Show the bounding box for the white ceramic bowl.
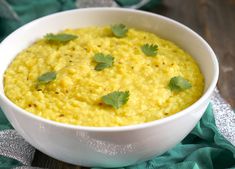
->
[0,8,218,168]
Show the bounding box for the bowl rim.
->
[0,7,219,132]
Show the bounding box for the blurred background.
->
[0,0,234,168]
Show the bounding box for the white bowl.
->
[0,8,218,167]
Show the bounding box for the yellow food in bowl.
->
[4,25,204,127]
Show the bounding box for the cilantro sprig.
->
[44,33,77,43]
[168,76,192,91]
[93,53,114,71]
[102,91,129,109]
[111,24,128,38]
[37,71,57,85]
[141,44,158,57]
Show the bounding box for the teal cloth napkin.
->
[0,0,160,41]
[0,0,76,41]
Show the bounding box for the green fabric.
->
[0,0,76,41]
[93,104,235,169]
[0,0,161,41]
[0,108,12,130]
[0,155,22,169]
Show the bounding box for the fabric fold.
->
[92,103,235,169]
[0,130,35,166]
[211,89,235,146]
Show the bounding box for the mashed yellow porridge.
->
[4,25,204,127]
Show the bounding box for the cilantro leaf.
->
[102,91,129,109]
[141,44,158,56]
[44,33,77,42]
[37,71,57,85]
[93,53,114,71]
[111,24,128,38]
[168,76,192,91]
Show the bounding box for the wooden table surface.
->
[32,0,235,168]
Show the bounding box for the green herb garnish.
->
[102,91,129,109]
[44,33,77,42]
[37,71,57,85]
[93,53,114,71]
[168,76,192,91]
[111,24,128,38]
[141,44,158,56]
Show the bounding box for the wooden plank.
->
[200,0,235,106]
[157,0,235,106]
